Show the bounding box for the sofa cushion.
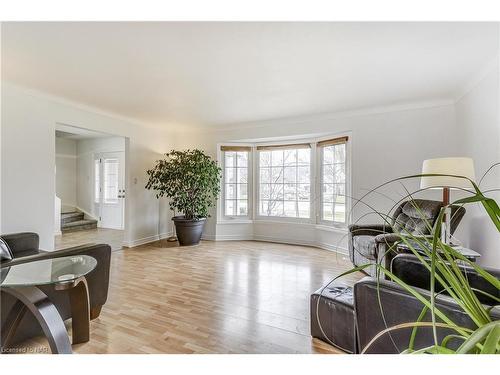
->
[353,235,377,260]
[401,199,442,220]
[0,237,13,261]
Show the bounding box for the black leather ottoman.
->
[310,284,357,353]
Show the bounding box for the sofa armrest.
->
[374,232,401,245]
[0,232,40,258]
[348,224,392,237]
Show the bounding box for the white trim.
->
[201,233,217,241]
[315,224,348,234]
[253,235,348,255]
[123,231,172,248]
[3,82,172,133]
[55,153,77,159]
[208,98,455,132]
[216,219,254,225]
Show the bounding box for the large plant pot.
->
[172,216,206,246]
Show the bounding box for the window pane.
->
[284,201,297,217]
[260,184,271,199]
[283,167,296,183]
[236,152,248,166]
[225,184,237,199]
[225,152,236,167]
[298,166,310,183]
[224,150,249,217]
[238,184,248,199]
[269,184,283,200]
[271,167,284,183]
[94,160,100,203]
[258,147,311,218]
[237,167,248,183]
[269,201,284,216]
[260,151,271,167]
[320,142,347,223]
[271,150,284,166]
[323,146,334,164]
[225,200,236,216]
[284,184,296,200]
[323,202,333,221]
[260,168,271,183]
[237,200,248,215]
[104,158,119,203]
[298,202,310,218]
[297,184,310,201]
[225,167,236,183]
[297,149,310,166]
[283,149,296,166]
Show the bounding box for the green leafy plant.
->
[146,149,222,220]
[317,164,500,354]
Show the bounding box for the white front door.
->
[94,152,125,230]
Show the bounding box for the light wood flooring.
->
[15,240,362,354]
[55,228,124,251]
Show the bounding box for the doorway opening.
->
[54,124,127,251]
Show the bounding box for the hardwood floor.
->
[55,228,124,251]
[15,240,362,354]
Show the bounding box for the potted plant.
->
[146,149,221,246]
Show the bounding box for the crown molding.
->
[206,98,456,133]
[1,81,180,134]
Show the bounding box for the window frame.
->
[317,137,351,228]
[254,143,315,224]
[219,145,253,221]
[218,133,351,228]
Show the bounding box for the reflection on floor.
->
[55,228,124,251]
[18,240,363,354]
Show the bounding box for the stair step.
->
[61,211,84,224]
[61,219,98,233]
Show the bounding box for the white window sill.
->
[315,224,348,233]
[217,219,254,225]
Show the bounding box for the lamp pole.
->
[442,187,451,244]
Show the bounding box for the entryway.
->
[54,124,127,250]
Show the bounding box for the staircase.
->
[61,211,98,233]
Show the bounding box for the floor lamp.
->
[420,157,475,245]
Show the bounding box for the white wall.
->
[55,137,77,211]
[178,102,459,253]
[1,84,174,250]
[76,136,125,218]
[455,57,500,268]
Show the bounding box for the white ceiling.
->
[2,22,498,129]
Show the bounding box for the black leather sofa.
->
[311,253,500,353]
[0,232,111,346]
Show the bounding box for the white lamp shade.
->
[420,157,476,190]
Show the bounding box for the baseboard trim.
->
[123,231,172,248]
[124,231,347,255]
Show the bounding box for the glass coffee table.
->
[1,255,97,354]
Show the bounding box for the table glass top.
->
[0,255,97,287]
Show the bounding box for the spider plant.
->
[316,164,500,354]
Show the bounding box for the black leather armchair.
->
[354,254,500,353]
[0,232,111,346]
[348,199,466,276]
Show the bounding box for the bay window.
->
[219,134,349,226]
